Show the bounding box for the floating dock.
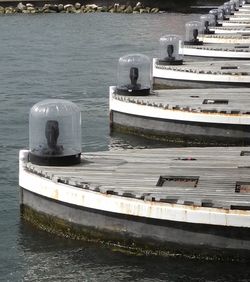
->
[232,9,250,14]
[200,34,250,44]
[234,11,250,16]
[211,26,250,34]
[222,21,250,27]
[19,1,250,260]
[239,5,250,12]
[183,43,250,59]
[153,59,250,88]
[229,15,250,21]
[110,87,250,145]
[19,147,250,259]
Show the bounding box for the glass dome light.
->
[116,54,151,96]
[230,0,240,10]
[218,5,230,19]
[200,14,216,34]
[217,8,224,21]
[239,0,246,6]
[184,21,203,45]
[227,0,237,11]
[222,3,232,16]
[209,9,224,26]
[157,34,183,65]
[29,99,81,166]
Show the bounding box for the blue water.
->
[0,12,249,281]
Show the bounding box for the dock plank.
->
[26,146,250,209]
[112,88,250,117]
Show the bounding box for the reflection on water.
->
[18,222,250,282]
[109,132,179,150]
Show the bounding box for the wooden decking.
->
[25,146,250,210]
[155,60,250,75]
[201,34,250,44]
[112,88,250,115]
[182,41,250,59]
[183,43,250,53]
[203,34,250,39]
[211,26,250,33]
[222,21,250,27]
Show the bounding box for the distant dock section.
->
[153,59,250,88]
[110,87,250,145]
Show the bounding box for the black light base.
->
[184,40,203,46]
[204,30,215,35]
[29,152,81,166]
[157,59,183,66]
[116,88,150,96]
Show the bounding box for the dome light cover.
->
[158,34,183,65]
[227,0,238,11]
[116,54,151,96]
[184,21,203,45]
[209,9,224,25]
[200,14,216,34]
[222,3,232,16]
[29,99,81,166]
[239,0,246,6]
[230,0,240,10]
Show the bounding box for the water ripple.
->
[0,12,247,282]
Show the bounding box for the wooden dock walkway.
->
[112,88,250,115]
[183,43,250,59]
[155,60,250,76]
[109,87,250,145]
[25,146,250,210]
[200,34,250,44]
[153,59,250,87]
[222,21,250,27]
[18,1,250,255]
[211,26,250,34]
